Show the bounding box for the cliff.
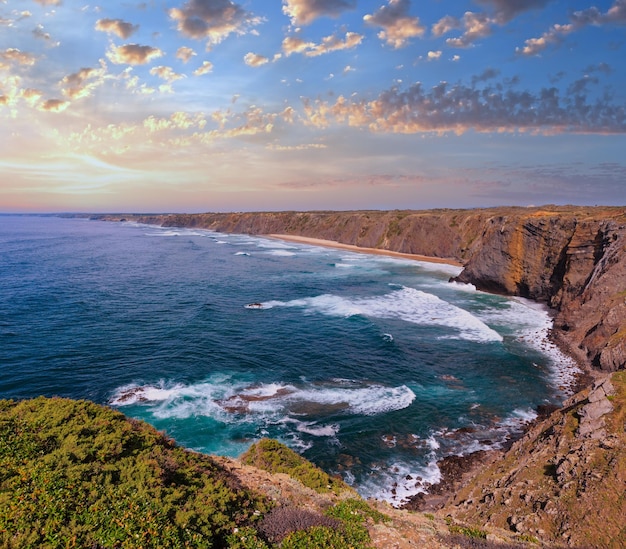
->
[444,370,626,548]
[98,205,626,372]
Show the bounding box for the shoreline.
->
[266,234,463,267]
[264,232,591,510]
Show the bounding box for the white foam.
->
[255,240,296,250]
[262,287,503,343]
[110,379,415,420]
[425,435,440,450]
[234,251,250,256]
[266,249,296,257]
[502,407,538,427]
[282,383,416,416]
[358,458,442,506]
[280,418,340,437]
[109,383,186,405]
[448,281,478,292]
[144,228,208,238]
[474,297,580,394]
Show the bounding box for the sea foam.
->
[259,286,503,343]
[111,378,416,420]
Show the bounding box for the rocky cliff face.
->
[453,209,626,372]
[103,206,624,373]
[445,371,626,548]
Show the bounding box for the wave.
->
[474,297,580,394]
[145,230,208,237]
[110,378,416,420]
[265,249,296,257]
[256,286,503,343]
[357,456,442,506]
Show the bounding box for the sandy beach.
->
[266,234,463,267]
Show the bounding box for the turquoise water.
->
[0,215,577,504]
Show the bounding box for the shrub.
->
[257,507,341,544]
[281,525,358,549]
[240,438,349,495]
[0,397,270,548]
[449,524,488,539]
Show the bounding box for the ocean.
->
[0,215,578,505]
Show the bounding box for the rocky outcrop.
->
[453,210,626,372]
[444,371,626,548]
[94,206,625,371]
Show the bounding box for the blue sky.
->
[1,0,625,212]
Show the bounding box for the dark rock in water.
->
[402,450,493,512]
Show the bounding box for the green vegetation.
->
[0,397,270,548]
[0,399,385,549]
[240,438,350,496]
[281,525,360,549]
[448,523,488,539]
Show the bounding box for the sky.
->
[1,0,625,213]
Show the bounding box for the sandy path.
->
[266,234,463,267]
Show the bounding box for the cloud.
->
[268,143,327,151]
[176,46,197,63]
[301,75,626,135]
[471,67,499,84]
[515,23,570,56]
[38,99,69,112]
[445,11,493,48]
[364,0,425,49]
[143,111,207,133]
[106,44,164,65]
[0,10,31,27]
[95,18,139,39]
[60,63,108,100]
[150,65,185,83]
[0,48,37,68]
[282,35,315,56]
[432,15,460,37]
[193,60,213,75]
[436,2,555,49]
[282,0,356,25]
[517,1,626,56]
[282,31,362,56]
[476,0,553,23]
[21,87,43,106]
[169,0,261,45]
[427,50,442,61]
[33,0,62,5]
[244,52,269,67]
[32,24,59,46]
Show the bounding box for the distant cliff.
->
[96,206,626,372]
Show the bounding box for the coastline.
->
[266,234,463,267]
[266,231,585,510]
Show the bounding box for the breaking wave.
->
[257,286,503,343]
